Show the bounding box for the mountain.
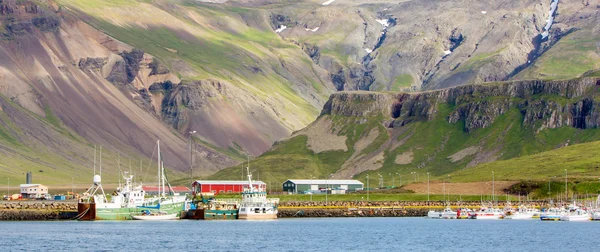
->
[210,75,600,183]
[0,0,598,185]
[0,0,333,184]
[268,0,599,91]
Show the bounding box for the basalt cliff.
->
[211,76,600,182]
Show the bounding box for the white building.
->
[20,184,49,199]
[282,179,364,194]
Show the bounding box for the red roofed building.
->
[142,185,190,195]
[192,180,266,195]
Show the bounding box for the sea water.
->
[0,218,596,251]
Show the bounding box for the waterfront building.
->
[282,179,364,194]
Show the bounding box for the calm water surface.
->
[0,218,597,251]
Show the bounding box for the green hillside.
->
[449,140,600,182]
[211,78,600,186]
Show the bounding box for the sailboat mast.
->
[161,161,166,198]
[157,140,161,197]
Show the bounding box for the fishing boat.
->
[540,207,564,221]
[441,207,457,219]
[473,207,504,220]
[183,193,239,220]
[456,208,472,219]
[132,210,178,220]
[427,210,442,219]
[504,205,539,220]
[560,203,590,222]
[238,166,279,220]
[77,142,186,220]
[592,211,600,221]
[77,171,147,220]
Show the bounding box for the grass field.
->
[517,31,600,80]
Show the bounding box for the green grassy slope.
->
[516,30,600,80]
[448,141,600,182]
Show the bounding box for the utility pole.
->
[189,131,196,185]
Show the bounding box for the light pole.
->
[71,177,74,197]
[6,177,9,196]
[397,173,401,187]
[366,174,369,201]
[189,130,196,184]
[427,172,430,202]
[310,176,314,202]
[390,173,394,187]
[326,177,328,206]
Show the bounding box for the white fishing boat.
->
[441,207,457,219]
[473,207,504,220]
[560,203,590,222]
[132,210,178,220]
[238,166,279,220]
[427,210,442,219]
[592,211,600,221]
[504,206,539,220]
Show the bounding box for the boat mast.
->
[157,140,161,198]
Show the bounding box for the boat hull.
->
[427,211,442,219]
[560,215,590,222]
[79,202,184,220]
[474,214,503,220]
[132,214,178,220]
[540,215,561,221]
[504,213,534,220]
[239,213,277,220]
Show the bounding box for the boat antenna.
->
[118,151,121,189]
[99,146,102,178]
[93,145,97,175]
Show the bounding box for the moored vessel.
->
[238,167,279,220]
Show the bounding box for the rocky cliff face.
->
[323,77,600,133]
[214,76,600,183]
[271,0,599,91]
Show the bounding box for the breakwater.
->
[279,208,427,218]
[0,201,78,220]
[0,200,550,220]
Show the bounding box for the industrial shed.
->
[192,180,266,195]
[282,179,364,194]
